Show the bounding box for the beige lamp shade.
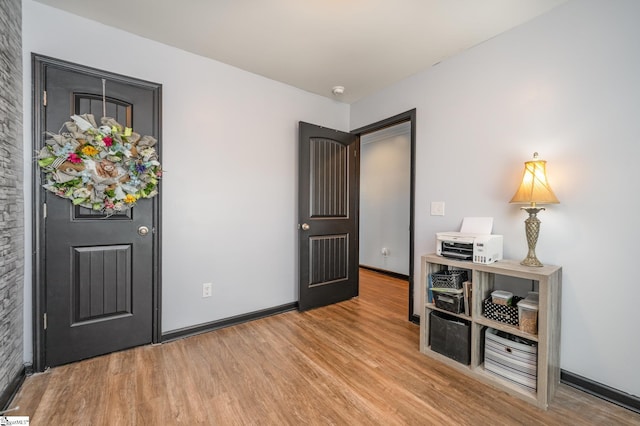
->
[510,154,559,205]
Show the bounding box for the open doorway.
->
[359,122,411,277]
[352,109,417,322]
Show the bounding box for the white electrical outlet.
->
[202,282,212,298]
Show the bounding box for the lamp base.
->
[521,253,544,267]
[521,207,545,267]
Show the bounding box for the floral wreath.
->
[37,114,162,214]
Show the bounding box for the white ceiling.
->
[34,0,568,103]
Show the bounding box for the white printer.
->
[435,217,503,264]
[436,232,503,264]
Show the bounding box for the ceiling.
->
[35,0,568,103]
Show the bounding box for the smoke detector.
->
[332,86,345,96]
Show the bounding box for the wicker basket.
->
[431,270,468,289]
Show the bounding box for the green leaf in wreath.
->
[72,198,86,205]
[38,157,56,167]
[60,178,82,188]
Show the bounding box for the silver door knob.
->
[138,226,150,236]
[301,223,310,231]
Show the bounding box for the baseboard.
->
[410,314,420,324]
[359,265,409,281]
[561,370,640,414]
[162,302,298,342]
[0,366,26,413]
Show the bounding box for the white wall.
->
[359,123,410,275]
[21,0,349,357]
[352,0,640,396]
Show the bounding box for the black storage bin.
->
[433,291,464,314]
[429,311,470,365]
[431,270,468,290]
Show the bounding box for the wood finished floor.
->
[10,269,640,425]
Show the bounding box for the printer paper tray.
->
[441,252,472,260]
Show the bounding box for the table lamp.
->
[510,152,559,267]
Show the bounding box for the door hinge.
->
[43,90,47,107]
[43,202,47,219]
[43,313,47,330]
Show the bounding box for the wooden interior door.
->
[33,56,161,368]
[298,122,358,311]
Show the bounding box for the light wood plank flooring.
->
[9,269,640,425]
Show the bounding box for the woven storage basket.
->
[431,270,468,290]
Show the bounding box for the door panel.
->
[309,234,348,286]
[73,203,132,220]
[298,122,358,311]
[39,62,160,367]
[73,245,132,322]
[310,138,348,217]
[73,92,132,124]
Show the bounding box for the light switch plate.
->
[431,201,445,216]
[202,282,212,298]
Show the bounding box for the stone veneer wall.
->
[0,0,24,404]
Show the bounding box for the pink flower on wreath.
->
[103,136,113,147]
[68,153,82,164]
[104,200,115,209]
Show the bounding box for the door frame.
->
[351,109,417,322]
[31,54,163,371]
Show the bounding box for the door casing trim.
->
[351,109,416,321]
[31,53,163,371]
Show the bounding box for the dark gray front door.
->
[35,57,161,367]
[298,122,358,311]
